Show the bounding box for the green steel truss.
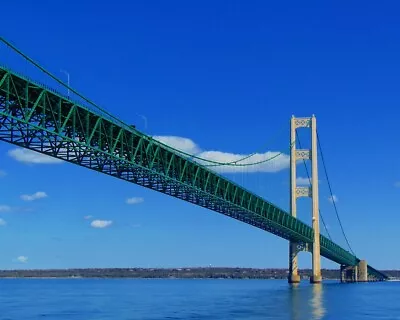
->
[0,67,386,280]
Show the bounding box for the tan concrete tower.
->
[310,115,322,283]
[288,115,300,283]
[288,115,322,284]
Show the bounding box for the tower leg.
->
[310,115,321,284]
[310,273,322,283]
[288,116,300,284]
[310,245,322,283]
[288,242,300,283]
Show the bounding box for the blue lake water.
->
[0,279,399,319]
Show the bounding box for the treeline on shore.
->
[1,268,399,279]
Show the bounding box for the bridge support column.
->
[289,242,300,283]
[354,265,358,282]
[340,265,346,283]
[310,115,321,284]
[340,265,359,283]
[358,260,368,282]
[289,115,322,284]
[288,116,300,284]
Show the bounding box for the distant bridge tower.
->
[288,115,322,284]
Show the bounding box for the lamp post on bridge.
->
[60,69,70,98]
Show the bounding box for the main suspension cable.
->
[295,131,332,241]
[0,37,288,168]
[317,131,355,255]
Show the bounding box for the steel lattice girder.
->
[0,67,387,280]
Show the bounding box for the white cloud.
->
[84,215,94,220]
[0,205,11,212]
[153,135,290,173]
[296,177,310,185]
[17,256,28,263]
[198,151,289,173]
[0,218,6,226]
[153,136,201,154]
[21,191,48,201]
[8,148,63,164]
[394,182,400,188]
[126,197,144,205]
[328,195,338,203]
[8,136,289,173]
[0,170,6,177]
[91,220,112,228]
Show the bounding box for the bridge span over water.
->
[0,38,387,282]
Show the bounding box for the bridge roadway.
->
[0,66,387,280]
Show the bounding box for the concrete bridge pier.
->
[340,265,357,282]
[340,260,368,283]
[358,260,368,282]
[340,265,345,282]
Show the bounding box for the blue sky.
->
[0,1,399,270]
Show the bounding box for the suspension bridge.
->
[0,37,387,282]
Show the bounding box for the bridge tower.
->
[288,115,322,284]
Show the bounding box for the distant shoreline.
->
[0,276,341,281]
[0,277,304,280]
[0,268,398,280]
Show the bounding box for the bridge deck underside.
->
[0,67,386,280]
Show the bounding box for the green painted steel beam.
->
[0,66,387,280]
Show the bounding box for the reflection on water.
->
[289,283,301,320]
[290,283,326,320]
[310,284,325,319]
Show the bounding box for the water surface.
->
[0,279,398,319]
